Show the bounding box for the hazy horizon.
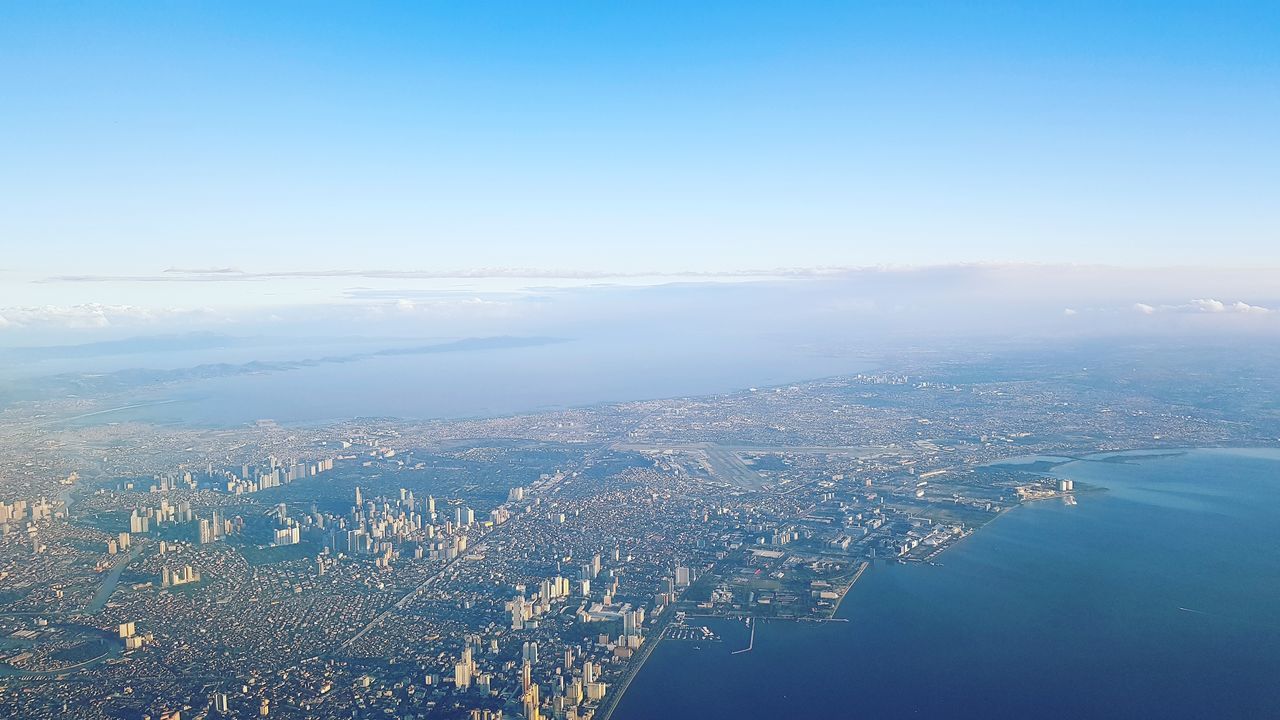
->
[2,263,1277,348]
[3,2,1278,342]
[3,5,1280,720]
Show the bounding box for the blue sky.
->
[1,1,1278,320]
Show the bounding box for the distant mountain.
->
[6,335,570,401]
[0,331,242,361]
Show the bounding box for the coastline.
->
[594,611,676,720]
[602,449,1280,719]
[604,446,1280,718]
[605,558,872,718]
[828,560,870,617]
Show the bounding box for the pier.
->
[731,618,755,655]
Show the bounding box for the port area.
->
[666,618,722,643]
[675,542,878,623]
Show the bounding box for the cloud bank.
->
[1131,299,1274,315]
[0,304,215,330]
[5,265,1279,348]
[40,266,850,284]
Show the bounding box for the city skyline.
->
[2,4,1280,718]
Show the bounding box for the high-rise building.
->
[455,660,472,689]
[523,683,541,720]
[675,566,691,587]
[455,506,474,526]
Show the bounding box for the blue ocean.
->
[615,448,1280,719]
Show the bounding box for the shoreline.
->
[594,449,1280,718]
[594,613,675,720]
[829,560,871,617]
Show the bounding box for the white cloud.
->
[43,266,825,284]
[1229,301,1271,314]
[1187,298,1272,314]
[1063,308,1078,316]
[1190,298,1227,313]
[0,303,213,330]
[1131,298,1273,316]
[356,296,526,323]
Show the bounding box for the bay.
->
[614,448,1280,719]
[60,336,868,426]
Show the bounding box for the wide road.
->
[333,451,603,654]
[593,610,675,720]
[331,523,508,655]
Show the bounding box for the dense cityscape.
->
[2,346,1276,719]
[4,2,1278,717]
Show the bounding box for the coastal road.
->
[593,612,676,720]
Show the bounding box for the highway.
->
[331,524,503,656]
[592,612,675,720]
